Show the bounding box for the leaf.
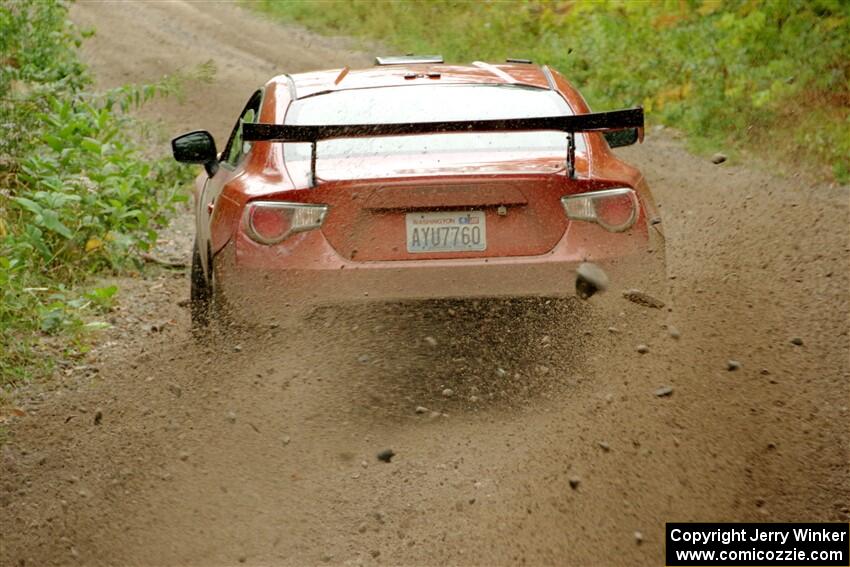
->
[85,237,103,252]
[44,133,65,152]
[12,197,43,216]
[80,137,102,154]
[39,210,74,239]
[120,210,143,220]
[86,285,118,302]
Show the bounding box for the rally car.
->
[172,56,665,328]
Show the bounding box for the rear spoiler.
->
[242,107,643,184]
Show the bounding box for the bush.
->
[255,0,849,181]
[0,1,200,386]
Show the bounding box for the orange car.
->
[172,56,665,328]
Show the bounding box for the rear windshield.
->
[282,84,585,171]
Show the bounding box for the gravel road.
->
[1,2,848,566]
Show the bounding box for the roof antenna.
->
[334,66,350,85]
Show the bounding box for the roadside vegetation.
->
[255,0,849,182]
[0,1,207,388]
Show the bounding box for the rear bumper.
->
[214,221,666,324]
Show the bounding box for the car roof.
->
[272,62,555,99]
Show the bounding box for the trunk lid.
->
[313,172,570,262]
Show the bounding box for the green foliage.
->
[9,94,189,277]
[0,1,201,386]
[255,0,850,181]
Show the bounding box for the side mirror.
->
[604,127,639,148]
[171,130,218,176]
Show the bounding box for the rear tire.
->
[190,239,211,332]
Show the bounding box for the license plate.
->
[405,210,487,253]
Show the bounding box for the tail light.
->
[561,188,639,233]
[243,201,328,245]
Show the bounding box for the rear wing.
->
[242,107,643,184]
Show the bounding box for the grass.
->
[251,0,850,183]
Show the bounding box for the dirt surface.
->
[2,2,849,566]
